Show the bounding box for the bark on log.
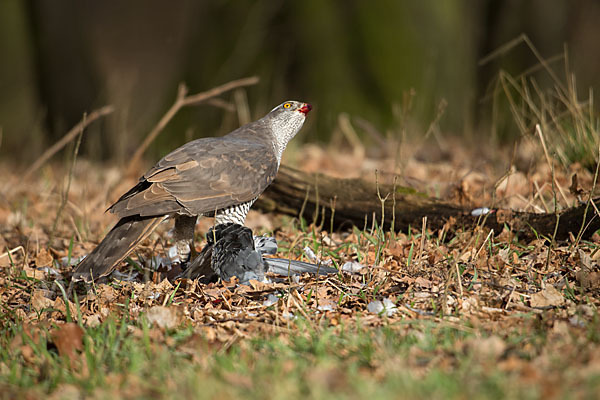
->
[255,166,600,241]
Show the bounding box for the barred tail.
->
[72,216,163,282]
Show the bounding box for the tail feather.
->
[72,216,163,282]
[264,258,338,276]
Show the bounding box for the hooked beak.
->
[298,103,312,115]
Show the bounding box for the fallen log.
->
[255,166,600,241]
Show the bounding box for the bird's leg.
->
[173,215,198,263]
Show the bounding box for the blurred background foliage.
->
[0,0,599,164]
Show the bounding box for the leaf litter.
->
[1,142,600,397]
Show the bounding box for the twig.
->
[298,185,311,225]
[533,180,550,213]
[313,174,320,227]
[127,76,259,173]
[67,215,83,243]
[338,113,365,160]
[417,216,427,265]
[536,124,569,206]
[473,229,494,261]
[291,289,316,328]
[329,196,337,234]
[455,260,464,298]
[0,246,25,262]
[479,34,566,95]
[24,105,114,180]
[516,193,544,213]
[536,124,561,271]
[375,170,390,265]
[391,176,397,238]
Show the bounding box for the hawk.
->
[72,100,311,282]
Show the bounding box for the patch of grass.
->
[489,37,599,171]
[1,312,599,399]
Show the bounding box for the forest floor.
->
[1,136,600,399]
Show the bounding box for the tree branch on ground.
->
[256,166,600,241]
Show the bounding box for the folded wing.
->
[109,136,278,218]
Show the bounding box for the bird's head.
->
[268,100,311,129]
[265,100,312,162]
[270,100,312,116]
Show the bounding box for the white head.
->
[265,100,312,164]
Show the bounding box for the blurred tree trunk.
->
[2,0,600,163]
[0,0,44,161]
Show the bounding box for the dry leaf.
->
[53,297,77,319]
[48,384,82,400]
[85,314,102,328]
[11,323,47,359]
[221,371,253,390]
[249,279,270,291]
[530,285,565,308]
[459,249,474,263]
[24,266,47,280]
[145,305,183,329]
[305,366,348,391]
[461,296,479,313]
[50,323,84,362]
[31,290,54,311]
[0,247,22,267]
[415,277,432,288]
[578,249,593,271]
[468,336,506,361]
[35,249,53,268]
[498,248,511,264]
[576,270,600,289]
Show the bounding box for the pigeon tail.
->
[72,215,163,282]
[263,258,338,276]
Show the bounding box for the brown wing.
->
[109,135,278,218]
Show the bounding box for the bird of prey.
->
[182,223,338,284]
[72,100,312,282]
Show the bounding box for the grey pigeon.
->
[183,223,338,284]
[253,235,278,255]
[72,101,311,282]
[183,223,265,283]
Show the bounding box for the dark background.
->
[1,0,598,164]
